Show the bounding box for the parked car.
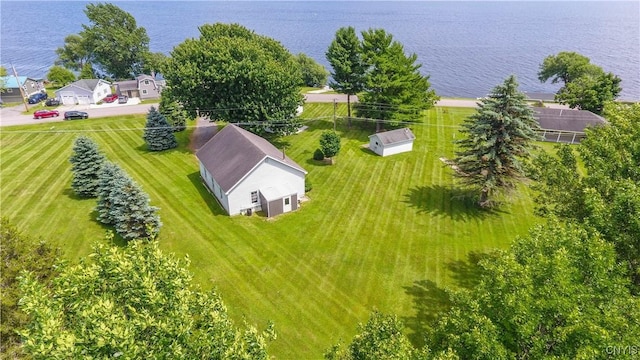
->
[64,111,89,120]
[118,95,128,104]
[33,110,59,119]
[28,92,48,104]
[45,98,60,106]
[103,94,119,103]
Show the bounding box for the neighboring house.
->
[368,128,416,157]
[533,107,607,143]
[55,79,112,105]
[114,75,165,100]
[0,76,44,103]
[196,124,307,217]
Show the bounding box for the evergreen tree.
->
[95,161,125,225]
[453,75,540,207]
[109,174,161,241]
[356,28,438,132]
[326,26,366,122]
[143,106,178,151]
[159,93,189,132]
[69,136,105,198]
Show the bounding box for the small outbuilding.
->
[368,128,416,157]
[196,124,307,218]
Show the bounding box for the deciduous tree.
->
[538,51,621,114]
[159,92,190,132]
[69,136,105,198]
[143,106,178,151]
[356,28,437,132]
[19,240,273,359]
[326,26,366,122]
[164,23,303,136]
[56,3,150,79]
[453,75,539,207]
[47,65,76,86]
[295,53,328,87]
[0,219,60,360]
[428,221,640,359]
[532,103,640,291]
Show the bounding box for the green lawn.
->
[0,106,540,358]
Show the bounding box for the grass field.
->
[0,105,540,358]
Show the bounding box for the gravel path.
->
[189,117,218,152]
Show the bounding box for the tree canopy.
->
[56,3,150,79]
[319,131,341,159]
[296,53,329,87]
[326,26,366,121]
[47,65,75,87]
[538,51,621,114]
[356,28,438,132]
[164,23,303,136]
[19,240,274,359]
[532,103,640,292]
[453,75,540,207]
[1,219,60,359]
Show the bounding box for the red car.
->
[33,110,60,119]
[103,94,119,103]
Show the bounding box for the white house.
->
[368,128,416,156]
[54,79,112,105]
[196,124,308,217]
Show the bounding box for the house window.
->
[142,89,148,94]
[144,80,149,85]
[284,197,290,206]
[251,191,258,204]
[6,88,12,93]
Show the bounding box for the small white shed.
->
[368,128,416,157]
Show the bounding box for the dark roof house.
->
[533,107,607,143]
[196,124,307,217]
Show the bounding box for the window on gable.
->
[142,89,147,94]
[251,191,258,204]
[144,80,149,85]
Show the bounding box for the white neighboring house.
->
[368,128,416,157]
[196,124,308,218]
[54,79,112,105]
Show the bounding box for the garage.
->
[76,95,91,105]
[60,92,76,105]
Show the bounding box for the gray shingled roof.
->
[196,124,307,193]
[115,79,138,91]
[533,107,606,133]
[369,128,415,145]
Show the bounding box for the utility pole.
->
[333,98,337,131]
[11,64,29,112]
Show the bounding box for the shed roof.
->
[533,107,606,133]
[196,124,307,194]
[369,127,415,145]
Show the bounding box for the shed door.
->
[283,196,292,212]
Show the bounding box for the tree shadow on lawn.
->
[402,251,487,348]
[187,172,227,216]
[403,185,508,220]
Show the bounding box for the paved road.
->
[1,95,570,127]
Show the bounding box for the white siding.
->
[226,158,305,216]
[382,142,413,156]
[199,162,230,214]
[92,81,112,103]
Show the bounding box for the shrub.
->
[313,148,325,161]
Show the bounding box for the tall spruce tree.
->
[95,161,125,225]
[453,75,540,207]
[326,26,366,123]
[109,174,161,241]
[69,136,105,198]
[356,28,437,132]
[144,106,178,151]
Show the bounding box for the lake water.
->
[1,1,638,100]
